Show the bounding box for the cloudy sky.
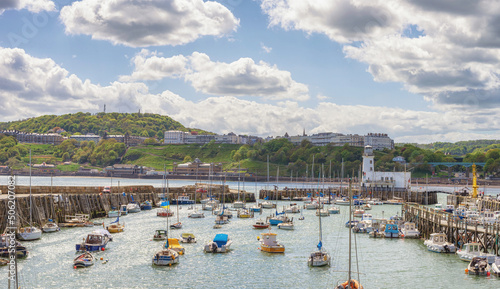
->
[1,0,500,143]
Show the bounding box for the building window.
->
[370,160,372,164]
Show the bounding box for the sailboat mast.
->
[29,149,32,228]
[238,162,241,202]
[348,178,352,284]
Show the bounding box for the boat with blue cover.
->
[171,196,195,205]
[204,233,232,253]
[384,223,400,238]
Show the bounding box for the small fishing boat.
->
[107,209,121,218]
[277,220,294,230]
[180,233,197,243]
[467,256,491,276]
[492,257,500,276]
[400,222,420,239]
[140,200,153,210]
[253,219,270,229]
[127,202,141,213]
[268,213,290,226]
[353,208,365,218]
[362,203,372,211]
[106,217,125,233]
[305,202,320,210]
[258,230,285,253]
[328,206,340,214]
[204,233,232,253]
[384,223,400,238]
[0,259,8,266]
[171,196,195,205]
[73,251,94,268]
[0,234,27,258]
[334,197,350,206]
[237,209,254,218]
[424,233,456,253]
[120,204,129,215]
[76,230,111,252]
[167,238,185,255]
[170,222,182,229]
[153,230,167,241]
[233,200,245,209]
[41,219,60,233]
[456,243,496,263]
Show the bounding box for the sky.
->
[1,0,500,144]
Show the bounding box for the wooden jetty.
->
[403,201,500,256]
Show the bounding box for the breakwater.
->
[259,187,437,205]
[0,184,255,232]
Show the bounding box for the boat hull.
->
[16,228,42,241]
[260,245,285,253]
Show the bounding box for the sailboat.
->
[188,185,205,218]
[157,168,174,217]
[336,179,363,289]
[309,172,331,267]
[152,168,179,266]
[17,149,42,241]
[233,162,245,208]
[170,193,182,229]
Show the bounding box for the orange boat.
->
[258,230,285,253]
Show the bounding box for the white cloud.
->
[3,47,500,143]
[261,43,272,53]
[59,0,239,47]
[0,0,55,14]
[119,49,188,82]
[120,51,309,101]
[260,0,500,109]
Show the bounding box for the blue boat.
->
[0,234,27,258]
[76,230,111,252]
[268,212,290,226]
[140,200,152,210]
[384,223,400,238]
[170,196,195,205]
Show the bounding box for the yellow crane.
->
[472,164,479,198]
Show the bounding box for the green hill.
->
[0,112,210,139]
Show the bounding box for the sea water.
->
[2,176,500,288]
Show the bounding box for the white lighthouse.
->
[361,145,410,189]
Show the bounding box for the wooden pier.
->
[403,202,500,255]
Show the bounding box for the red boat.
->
[157,208,174,217]
[253,220,270,229]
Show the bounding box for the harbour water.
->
[2,176,500,288]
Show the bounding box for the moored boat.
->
[204,233,232,253]
[0,234,27,258]
[73,251,94,268]
[424,232,456,253]
[384,223,400,238]
[400,222,420,239]
[167,238,185,255]
[140,200,153,210]
[107,209,121,218]
[277,221,294,230]
[180,233,197,243]
[153,230,167,241]
[188,211,205,218]
[492,257,500,276]
[76,230,111,252]
[258,230,285,253]
[41,219,60,233]
[467,256,491,276]
[127,202,141,213]
[253,219,270,229]
[106,217,125,233]
[328,206,340,214]
[152,244,179,266]
[456,243,496,264]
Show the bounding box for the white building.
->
[362,146,410,189]
[364,133,394,150]
[164,130,185,144]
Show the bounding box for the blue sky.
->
[1,0,500,143]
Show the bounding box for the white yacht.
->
[456,243,496,264]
